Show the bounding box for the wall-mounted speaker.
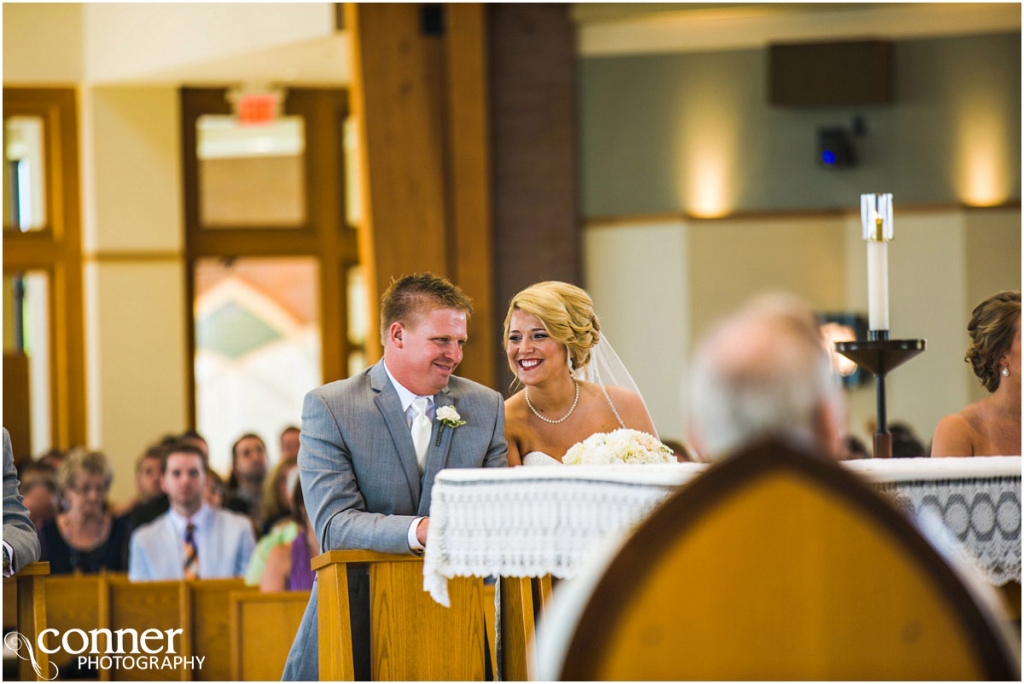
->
[770,40,892,107]
[818,127,857,168]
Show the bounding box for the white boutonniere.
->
[435,405,465,446]
[436,405,466,429]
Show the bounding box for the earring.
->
[1001,367,1010,377]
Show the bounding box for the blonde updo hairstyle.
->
[504,281,601,378]
[965,290,1020,393]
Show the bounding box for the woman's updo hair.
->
[504,281,601,373]
[965,290,1020,393]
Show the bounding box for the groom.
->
[282,273,508,680]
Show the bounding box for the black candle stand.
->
[834,335,926,458]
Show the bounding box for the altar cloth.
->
[423,457,1021,605]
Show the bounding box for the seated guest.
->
[39,448,130,574]
[179,429,210,458]
[244,467,300,586]
[260,459,298,535]
[18,460,59,530]
[204,467,226,508]
[128,442,255,581]
[4,428,41,576]
[279,425,301,463]
[837,434,870,461]
[687,293,846,462]
[890,422,927,458]
[224,433,268,525]
[260,480,318,592]
[118,445,164,515]
[932,290,1021,457]
[129,430,210,529]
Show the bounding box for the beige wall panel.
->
[3,4,84,83]
[86,86,182,253]
[964,208,1022,404]
[584,222,690,443]
[82,3,334,83]
[86,261,187,504]
[688,216,847,342]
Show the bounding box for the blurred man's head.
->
[19,461,59,530]
[230,433,268,488]
[135,446,164,503]
[688,294,846,462]
[161,442,209,517]
[179,429,209,459]
[279,426,300,463]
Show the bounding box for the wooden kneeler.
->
[314,550,486,680]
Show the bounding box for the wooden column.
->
[345,3,495,388]
[489,4,580,394]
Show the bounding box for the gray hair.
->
[688,293,845,460]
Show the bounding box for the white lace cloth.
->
[423,458,1021,606]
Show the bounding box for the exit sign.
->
[236,92,279,125]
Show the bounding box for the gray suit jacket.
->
[282,361,507,680]
[3,428,40,575]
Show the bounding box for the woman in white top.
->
[503,281,668,466]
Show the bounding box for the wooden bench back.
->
[228,590,310,680]
[41,573,256,680]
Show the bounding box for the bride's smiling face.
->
[507,310,570,384]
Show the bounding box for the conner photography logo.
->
[4,627,205,679]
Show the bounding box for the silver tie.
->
[410,397,432,469]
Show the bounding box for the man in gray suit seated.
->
[282,273,508,680]
[687,293,847,462]
[3,428,41,576]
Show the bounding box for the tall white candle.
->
[866,240,889,330]
[860,194,894,332]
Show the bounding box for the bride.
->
[503,281,667,466]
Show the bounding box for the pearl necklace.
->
[525,379,580,424]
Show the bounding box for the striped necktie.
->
[183,522,199,579]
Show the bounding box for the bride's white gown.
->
[522,451,563,466]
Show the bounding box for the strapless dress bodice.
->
[522,451,562,466]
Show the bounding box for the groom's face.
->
[389,306,468,396]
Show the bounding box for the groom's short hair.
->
[380,272,474,344]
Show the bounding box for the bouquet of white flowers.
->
[562,428,675,465]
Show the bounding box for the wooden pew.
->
[44,571,106,679]
[314,550,486,680]
[185,579,253,681]
[3,562,51,681]
[105,576,182,681]
[228,590,309,680]
[38,573,255,681]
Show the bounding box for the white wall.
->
[584,222,690,443]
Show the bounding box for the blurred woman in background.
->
[932,291,1021,457]
[39,449,130,573]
